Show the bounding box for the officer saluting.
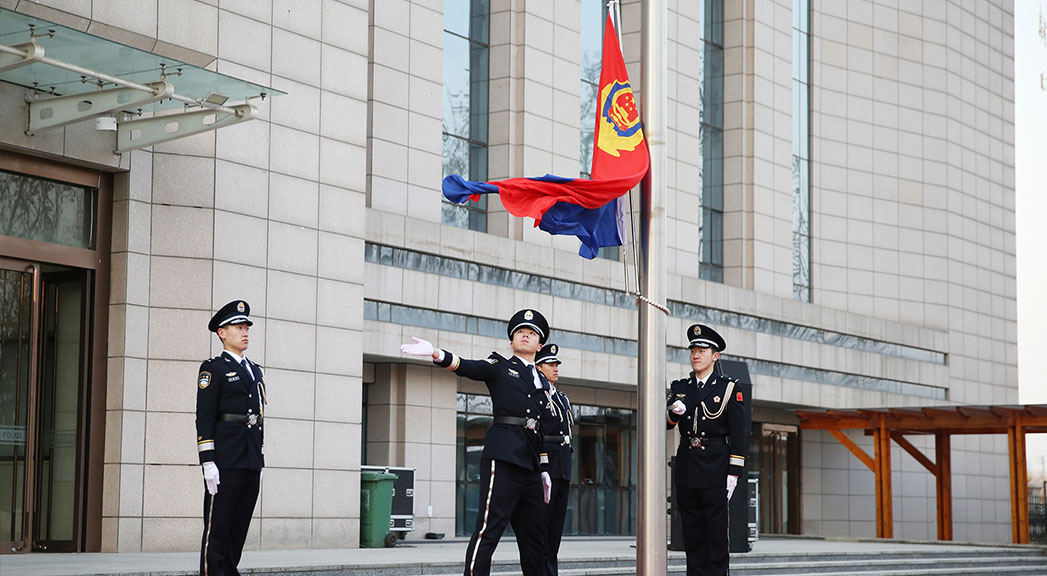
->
[401,309,552,576]
[667,324,747,576]
[535,343,573,576]
[196,300,267,576]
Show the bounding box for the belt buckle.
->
[689,437,703,450]
[525,417,537,430]
[247,414,259,427]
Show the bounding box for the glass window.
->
[699,0,725,283]
[443,0,490,231]
[580,0,619,262]
[0,170,96,249]
[792,0,811,301]
[455,393,637,536]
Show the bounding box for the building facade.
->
[0,0,1016,555]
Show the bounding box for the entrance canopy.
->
[0,8,284,152]
[797,405,1047,544]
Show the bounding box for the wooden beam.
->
[891,431,937,474]
[874,416,893,538]
[829,429,875,470]
[935,432,952,541]
[1008,414,1030,544]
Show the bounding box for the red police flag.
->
[442,15,649,257]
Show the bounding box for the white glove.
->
[202,462,220,495]
[401,336,434,357]
[726,474,738,501]
[541,471,552,504]
[670,400,687,415]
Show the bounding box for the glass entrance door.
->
[0,260,36,552]
[0,259,89,553]
[752,422,801,535]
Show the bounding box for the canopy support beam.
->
[26,81,173,134]
[116,104,255,152]
[0,41,44,73]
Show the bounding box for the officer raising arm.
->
[196,300,267,576]
[667,324,747,576]
[401,309,552,576]
[535,343,574,576]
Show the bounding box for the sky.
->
[1016,1,1047,479]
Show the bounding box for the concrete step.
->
[468,550,1047,576]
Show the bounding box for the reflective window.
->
[792,0,811,301]
[443,0,490,231]
[364,243,947,365]
[699,0,725,283]
[0,170,96,249]
[579,0,619,262]
[456,393,637,536]
[366,299,947,399]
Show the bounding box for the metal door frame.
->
[0,150,112,553]
[0,258,40,553]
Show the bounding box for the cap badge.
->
[524,310,534,320]
[551,345,557,353]
[694,326,701,335]
[237,301,245,312]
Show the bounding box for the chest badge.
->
[226,372,237,377]
[507,368,520,378]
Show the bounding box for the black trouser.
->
[544,478,570,576]
[200,468,260,576]
[463,459,546,576]
[675,481,729,576]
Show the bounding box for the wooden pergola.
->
[796,404,1047,543]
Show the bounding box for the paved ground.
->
[0,535,1038,576]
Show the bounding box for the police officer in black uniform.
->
[666,324,747,576]
[196,300,267,576]
[535,343,573,576]
[401,309,552,576]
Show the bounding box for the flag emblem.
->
[598,80,643,157]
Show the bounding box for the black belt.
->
[686,436,727,449]
[219,413,262,425]
[543,435,571,446]
[493,416,538,430]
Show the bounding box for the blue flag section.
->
[539,198,623,259]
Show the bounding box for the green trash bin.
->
[360,470,397,547]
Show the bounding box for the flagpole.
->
[637,0,667,575]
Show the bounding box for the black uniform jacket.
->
[539,387,574,481]
[666,371,747,489]
[196,351,267,471]
[439,350,549,472]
